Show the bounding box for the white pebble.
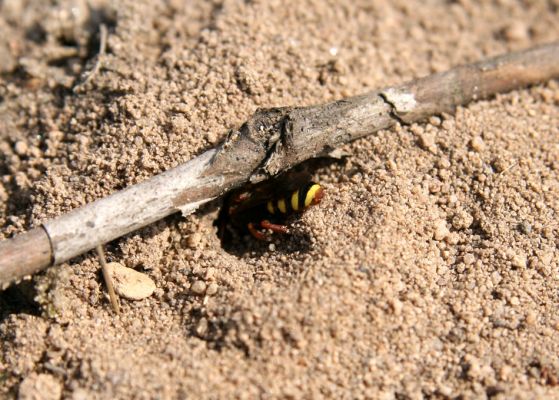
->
[469,136,485,152]
[187,232,201,248]
[18,373,62,400]
[418,133,436,153]
[206,282,219,296]
[433,220,450,241]
[14,141,28,156]
[105,262,155,300]
[191,280,207,295]
[512,253,527,269]
[503,21,528,42]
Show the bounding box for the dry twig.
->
[96,245,120,314]
[0,41,558,289]
[73,24,108,91]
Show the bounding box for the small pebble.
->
[463,354,481,379]
[0,42,16,73]
[503,21,529,42]
[191,280,207,295]
[206,282,219,296]
[436,157,451,169]
[469,136,485,152]
[205,267,216,280]
[463,253,475,265]
[433,220,450,241]
[14,140,28,156]
[418,133,436,153]
[438,385,453,397]
[187,232,201,248]
[452,210,474,230]
[195,318,208,336]
[429,116,441,126]
[492,157,508,173]
[511,253,527,269]
[499,365,513,381]
[491,271,502,285]
[518,221,532,234]
[18,373,62,400]
[389,298,402,315]
[105,262,156,300]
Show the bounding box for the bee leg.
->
[260,220,289,234]
[247,222,268,241]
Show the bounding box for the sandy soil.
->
[1,0,559,398]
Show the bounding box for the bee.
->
[216,172,325,243]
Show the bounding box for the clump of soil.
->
[1,0,558,398]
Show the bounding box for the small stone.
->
[0,184,7,202]
[18,373,62,400]
[499,365,513,381]
[205,267,216,280]
[452,210,474,230]
[464,354,481,379]
[469,136,485,152]
[492,157,508,173]
[418,133,436,153]
[433,220,450,241]
[0,42,16,73]
[170,231,181,244]
[524,311,537,326]
[491,271,502,285]
[389,298,402,315]
[511,253,527,269]
[206,282,218,296]
[463,253,476,265]
[195,318,208,336]
[14,141,28,156]
[503,21,528,42]
[191,280,207,295]
[518,221,532,234]
[187,232,201,248]
[70,388,92,400]
[437,157,451,169]
[542,327,554,337]
[429,116,441,126]
[105,262,156,300]
[438,385,453,397]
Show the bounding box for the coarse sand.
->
[1,0,559,398]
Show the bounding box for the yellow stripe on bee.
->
[277,198,287,213]
[304,184,322,207]
[267,200,275,214]
[291,190,300,211]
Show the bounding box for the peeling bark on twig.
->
[1,41,558,289]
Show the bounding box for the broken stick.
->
[1,41,558,289]
[96,245,120,315]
